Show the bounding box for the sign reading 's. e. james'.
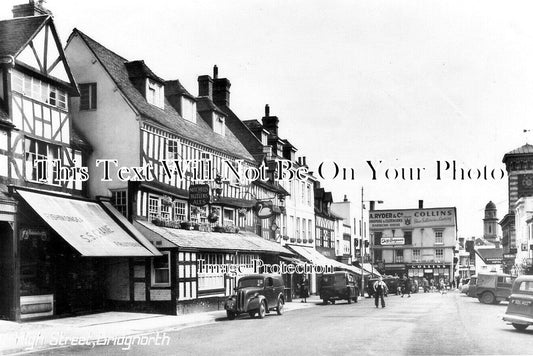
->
[369,208,456,229]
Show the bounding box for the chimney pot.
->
[418,200,424,209]
[343,195,348,202]
[213,65,218,79]
[265,104,270,117]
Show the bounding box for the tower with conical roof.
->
[483,201,499,244]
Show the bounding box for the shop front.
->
[10,187,159,321]
[132,219,292,315]
[408,263,451,285]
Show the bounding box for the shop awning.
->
[286,245,363,275]
[134,220,292,255]
[18,190,158,257]
[362,263,381,277]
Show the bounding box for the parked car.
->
[460,279,470,294]
[503,275,533,331]
[320,271,359,304]
[467,276,478,298]
[367,276,399,297]
[476,273,515,304]
[224,274,285,320]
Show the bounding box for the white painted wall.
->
[65,33,140,198]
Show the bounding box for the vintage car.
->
[476,273,515,304]
[224,274,285,320]
[503,275,533,331]
[320,271,359,304]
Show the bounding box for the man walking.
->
[373,277,388,308]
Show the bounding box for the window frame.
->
[79,83,97,110]
[151,251,171,287]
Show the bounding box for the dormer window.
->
[146,79,164,109]
[181,97,196,123]
[213,112,225,136]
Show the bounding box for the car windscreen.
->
[238,278,264,288]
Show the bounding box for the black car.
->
[224,274,285,319]
[320,271,359,304]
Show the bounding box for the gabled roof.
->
[0,15,48,57]
[69,29,255,162]
[503,144,533,162]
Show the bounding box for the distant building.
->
[500,144,533,274]
[369,201,457,285]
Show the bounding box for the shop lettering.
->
[80,224,114,243]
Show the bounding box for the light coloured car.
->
[503,275,533,331]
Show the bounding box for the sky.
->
[2,0,533,238]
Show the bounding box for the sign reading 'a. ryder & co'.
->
[189,184,210,206]
[369,208,455,229]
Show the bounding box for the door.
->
[496,276,514,299]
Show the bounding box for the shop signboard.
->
[189,184,210,206]
[381,237,405,245]
[369,208,456,229]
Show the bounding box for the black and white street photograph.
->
[0,0,533,355]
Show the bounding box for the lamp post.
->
[360,187,383,297]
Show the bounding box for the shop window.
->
[79,83,97,110]
[152,251,170,286]
[20,229,52,296]
[111,190,128,217]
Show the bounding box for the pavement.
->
[0,296,320,355]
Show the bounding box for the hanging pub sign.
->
[254,200,274,219]
[189,184,210,206]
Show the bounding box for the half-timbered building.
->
[0,1,159,321]
[64,30,291,314]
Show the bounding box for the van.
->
[319,271,359,304]
[503,275,533,331]
[476,273,515,304]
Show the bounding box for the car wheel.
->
[248,311,256,318]
[353,296,358,303]
[480,291,495,304]
[322,299,328,305]
[226,311,236,320]
[512,323,528,331]
[276,297,284,315]
[258,301,267,319]
[347,293,352,304]
[331,300,336,304]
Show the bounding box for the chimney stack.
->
[343,195,348,202]
[198,75,213,99]
[212,65,231,107]
[262,104,279,136]
[369,201,375,211]
[12,0,52,18]
[418,200,424,209]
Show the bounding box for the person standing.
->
[401,275,411,298]
[299,277,309,302]
[422,277,429,293]
[373,277,388,308]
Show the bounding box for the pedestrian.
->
[439,278,446,295]
[401,275,411,298]
[300,277,309,302]
[422,277,429,293]
[373,276,388,308]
